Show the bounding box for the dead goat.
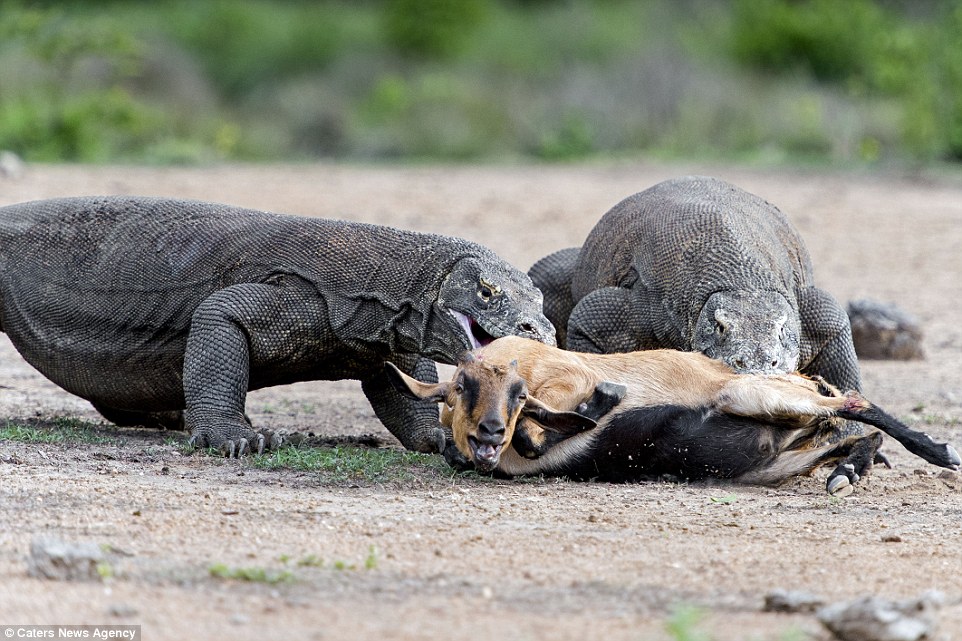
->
[386,336,960,494]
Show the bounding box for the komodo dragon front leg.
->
[184,281,319,456]
[184,279,448,457]
[796,285,895,494]
[362,354,446,454]
[798,286,863,398]
[528,247,580,348]
[565,285,669,355]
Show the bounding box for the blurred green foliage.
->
[383,0,488,58]
[1,0,962,164]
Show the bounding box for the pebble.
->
[847,299,924,360]
[27,537,104,582]
[817,591,944,641]
[763,589,825,613]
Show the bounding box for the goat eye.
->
[454,383,464,394]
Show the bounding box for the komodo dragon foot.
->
[188,425,286,458]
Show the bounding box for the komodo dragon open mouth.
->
[450,310,496,349]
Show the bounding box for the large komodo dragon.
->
[530,176,871,485]
[0,196,555,456]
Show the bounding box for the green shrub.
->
[383,0,489,58]
[161,0,346,97]
[0,5,169,161]
[730,0,892,85]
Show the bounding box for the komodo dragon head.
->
[431,257,556,362]
[692,290,801,375]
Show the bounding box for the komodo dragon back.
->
[569,176,817,374]
[572,176,814,317]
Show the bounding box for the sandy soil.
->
[1,162,961,641]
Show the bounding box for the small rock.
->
[107,603,139,618]
[27,537,104,581]
[847,299,924,361]
[0,150,24,179]
[817,591,944,641]
[881,534,902,543]
[764,588,826,613]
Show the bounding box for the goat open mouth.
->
[450,310,496,349]
[468,435,504,470]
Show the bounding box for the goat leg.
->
[826,432,884,496]
[837,395,961,470]
[576,381,628,421]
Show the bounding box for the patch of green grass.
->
[0,418,113,445]
[331,547,378,571]
[96,562,114,580]
[709,493,738,504]
[905,412,962,428]
[364,545,378,570]
[665,605,710,641]
[208,563,294,584]
[273,547,378,572]
[296,554,323,568]
[251,445,451,483]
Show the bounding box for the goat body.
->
[388,336,960,493]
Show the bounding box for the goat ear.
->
[521,395,597,435]
[384,362,450,403]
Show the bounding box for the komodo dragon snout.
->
[692,290,801,375]
[434,257,556,359]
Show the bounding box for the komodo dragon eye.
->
[478,280,501,302]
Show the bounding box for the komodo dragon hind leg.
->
[528,247,580,349]
[93,404,185,431]
[363,355,447,454]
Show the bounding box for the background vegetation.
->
[1,0,961,165]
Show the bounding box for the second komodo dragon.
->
[529,177,871,490]
[0,196,555,456]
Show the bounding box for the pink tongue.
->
[477,444,497,460]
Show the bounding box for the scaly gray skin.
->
[0,196,555,456]
[529,177,864,448]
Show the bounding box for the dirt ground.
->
[1,162,961,641]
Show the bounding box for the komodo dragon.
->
[0,196,555,456]
[529,177,870,491]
